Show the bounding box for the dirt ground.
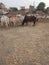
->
[0,20,49,65]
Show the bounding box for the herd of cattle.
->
[0,14,49,28]
[0,14,25,27]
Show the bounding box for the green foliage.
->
[36,2,46,12]
[12,8,18,12]
[11,8,18,12]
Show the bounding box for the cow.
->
[0,15,9,27]
[22,15,38,26]
[9,15,17,27]
[9,14,24,27]
[16,15,25,25]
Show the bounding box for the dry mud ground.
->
[0,21,49,65]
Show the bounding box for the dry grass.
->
[0,19,49,65]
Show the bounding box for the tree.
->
[36,2,46,12]
[9,7,18,12]
[12,8,18,12]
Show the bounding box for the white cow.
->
[16,15,24,25]
[1,15,9,27]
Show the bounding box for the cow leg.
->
[22,21,24,25]
[26,22,28,26]
[1,22,3,27]
[11,22,14,27]
[5,22,8,28]
[33,21,35,26]
[14,22,16,27]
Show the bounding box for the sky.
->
[0,0,49,9]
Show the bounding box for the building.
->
[0,2,5,9]
[0,2,8,14]
[29,5,35,14]
[20,6,26,15]
[46,7,49,14]
[25,8,29,14]
[19,6,35,15]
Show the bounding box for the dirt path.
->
[0,22,49,65]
